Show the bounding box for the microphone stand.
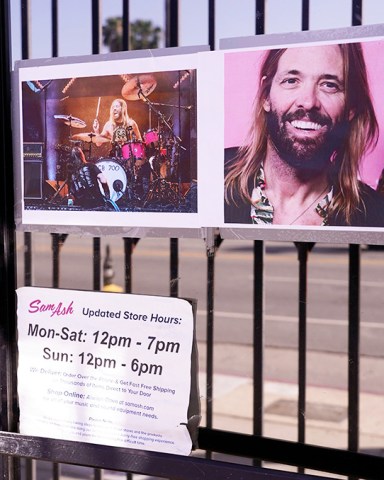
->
[137,85,186,209]
[150,101,192,111]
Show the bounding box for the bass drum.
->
[96,159,127,202]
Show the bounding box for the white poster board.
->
[16,287,198,455]
[14,48,207,234]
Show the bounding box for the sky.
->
[9,0,384,63]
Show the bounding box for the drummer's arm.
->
[93,118,100,134]
[93,120,111,146]
[97,173,110,199]
[99,122,111,138]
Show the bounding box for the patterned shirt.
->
[250,165,333,225]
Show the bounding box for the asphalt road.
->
[15,233,384,394]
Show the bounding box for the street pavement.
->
[15,235,384,479]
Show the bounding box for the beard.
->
[266,108,348,176]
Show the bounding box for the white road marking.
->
[197,310,384,330]
[267,275,384,288]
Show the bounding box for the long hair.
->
[109,98,130,127]
[224,43,379,225]
[70,146,86,168]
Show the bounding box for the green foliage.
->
[102,17,162,52]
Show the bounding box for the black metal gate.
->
[0,1,383,479]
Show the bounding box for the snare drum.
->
[143,128,159,147]
[121,141,145,160]
[96,159,127,202]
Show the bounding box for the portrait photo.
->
[223,36,384,231]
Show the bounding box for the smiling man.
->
[224,43,384,227]
[93,98,143,145]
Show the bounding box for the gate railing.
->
[0,1,383,479]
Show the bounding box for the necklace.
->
[289,185,329,225]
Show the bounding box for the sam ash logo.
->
[28,299,74,317]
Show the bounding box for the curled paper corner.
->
[186,414,202,450]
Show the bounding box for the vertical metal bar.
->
[92,0,101,54]
[94,470,103,480]
[51,234,68,288]
[21,0,30,59]
[123,238,139,293]
[24,233,33,286]
[21,0,33,317]
[51,0,58,57]
[123,236,137,480]
[1,0,16,425]
[352,0,362,26]
[208,0,215,50]
[93,237,101,290]
[253,240,264,434]
[295,242,314,473]
[0,2,20,478]
[206,235,222,457]
[301,0,310,30]
[255,0,265,35]
[206,246,214,436]
[20,0,35,475]
[253,240,264,467]
[52,464,61,480]
[122,0,130,51]
[124,238,134,293]
[165,0,179,48]
[91,0,101,357]
[25,460,36,480]
[297,243,308,447]
[52,239,66,480]
[170,238,179,297]
[52,234,60,288]
[93,235,102,480]
[348,244,360,480]
[50,0,62,474]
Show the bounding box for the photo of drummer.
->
[21,69,197,214]
[92,98,143,146]
[224,41,384,227]
[93,97,151,200]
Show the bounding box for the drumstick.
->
[95,97,101,119]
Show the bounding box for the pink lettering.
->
[50,301,74,317]
[28,299,41,313]
[28,299,74,317]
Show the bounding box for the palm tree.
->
[102,17,124,52]
[130,20,161,50]
[102,17,162,52]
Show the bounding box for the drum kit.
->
[52,75,187,208]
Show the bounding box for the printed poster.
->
[15,51,204,231]
[16,287,198,455]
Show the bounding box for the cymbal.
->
[54,114,86,129]
[71,132,110,144]
[122,74,157,101]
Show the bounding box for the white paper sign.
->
[16,287,196,455]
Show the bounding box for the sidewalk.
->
[197,342,384,477]
[198,372,384,452]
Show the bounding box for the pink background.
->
[224,40,384,189]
